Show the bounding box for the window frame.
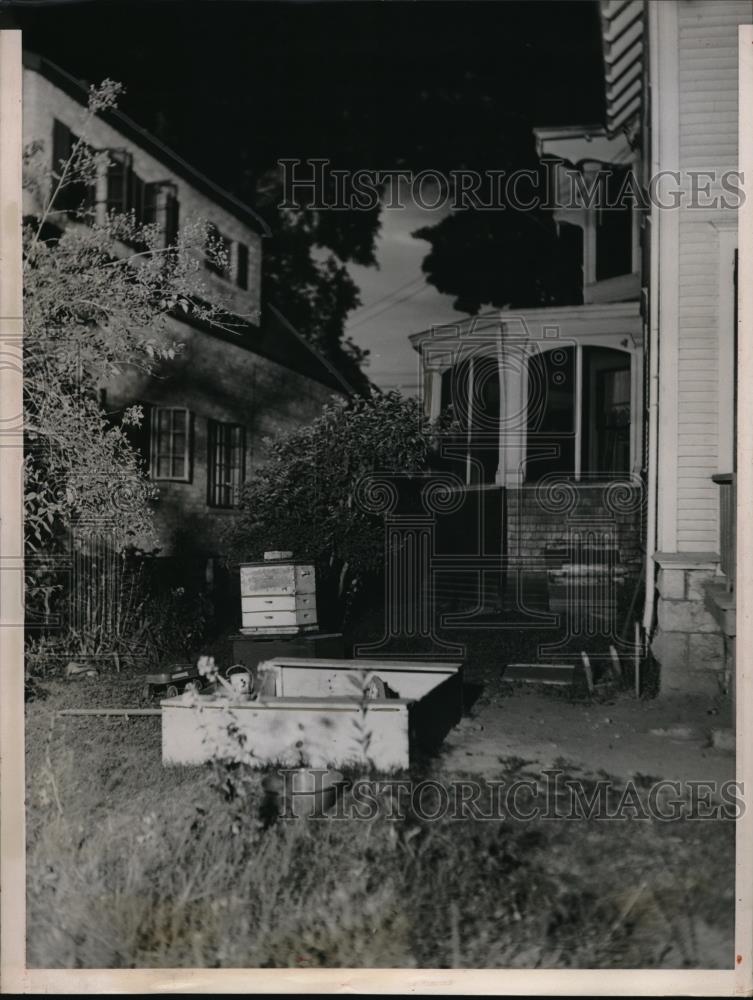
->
[205,222,232,279]
[149,406,193,483]
[207,419,246,509]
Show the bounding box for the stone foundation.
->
[651,554,724,696]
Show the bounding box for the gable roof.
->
[23,49,270,237]
[24,50,355,397]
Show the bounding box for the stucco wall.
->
[105,314,338,558]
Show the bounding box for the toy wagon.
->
[142,662,208,702]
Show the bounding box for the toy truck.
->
[142,662,208,702]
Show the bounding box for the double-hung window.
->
[150,407,192,481]
[207,420,245,508]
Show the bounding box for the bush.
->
[224,390,455,626]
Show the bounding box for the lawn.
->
[25,662,736,969]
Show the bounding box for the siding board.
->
[673,1,750,549]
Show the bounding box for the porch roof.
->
[409,301,642,365]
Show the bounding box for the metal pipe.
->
[57,708,162,717]
[574,342,583,482]
[642,0,661,644]
[466,355,475,485]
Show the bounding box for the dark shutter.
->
[164,188,180,246]
[106,401,152,470]
[128,403,152,469]
[52,119,73,177]
[236,241,249,289]
[52,119,93,214]
[129,172,146,223]
[207,419,218,505]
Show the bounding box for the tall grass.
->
[25,681,735,969]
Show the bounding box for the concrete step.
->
[703,580,736,637]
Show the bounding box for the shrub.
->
[224,390,455,625]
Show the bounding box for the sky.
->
[345,198,472,395]
[8,0,604,395]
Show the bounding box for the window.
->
[236,241,249,289]
[52,119,96,216]
[143,181,180,246]
[595,165,634,282]
[207,420,246,508]
[150,407,192,481]
[205,223,232,277]
[106,154,180,246]
[106,149,133,215]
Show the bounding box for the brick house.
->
[22,52,350,584]
[410,0,748,697]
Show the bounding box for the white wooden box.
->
[241,594,316,613]
[239,560,317,634]
[239,562,316,597]
[241,608,317,631]
[162,696,411,769]
[162,657,463,770]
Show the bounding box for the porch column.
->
[494,327,505,485]
[497,340,528,488]
[424,365,443,423]
[507,343,528,487]
[574,342,583,481]
[630,345,643,475]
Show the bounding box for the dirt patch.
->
[441,687,735,785]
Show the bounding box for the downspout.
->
[642,0,660,645]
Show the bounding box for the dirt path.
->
[441,688,736,785]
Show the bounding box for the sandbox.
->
[162,657,463,770]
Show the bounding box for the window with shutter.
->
[164,189,180,246]
[114,401,152,467]
[141,181,180,248]
[51,118,96,216]
[207,421,246,508]
[236,241,249,289]
[106,149,133,216]
[205,223,231,277]
[149,407,192,482]
[129,172,146,223]
[52,118,73,179]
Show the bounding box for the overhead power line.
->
[347,282,433,330]
[347,272,426,321]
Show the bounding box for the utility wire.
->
[347,272,426,321]
[347,282,433,330]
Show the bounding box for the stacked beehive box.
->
[239,552,318,635]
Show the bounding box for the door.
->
[595,366,631,475]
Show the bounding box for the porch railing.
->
[712,473,736,591]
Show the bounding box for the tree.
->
[252,168,379,394]
[223,391,455,625]
[413,199,582,315]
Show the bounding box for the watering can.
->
[226,663,254,699]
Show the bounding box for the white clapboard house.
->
[410,0,748,697]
